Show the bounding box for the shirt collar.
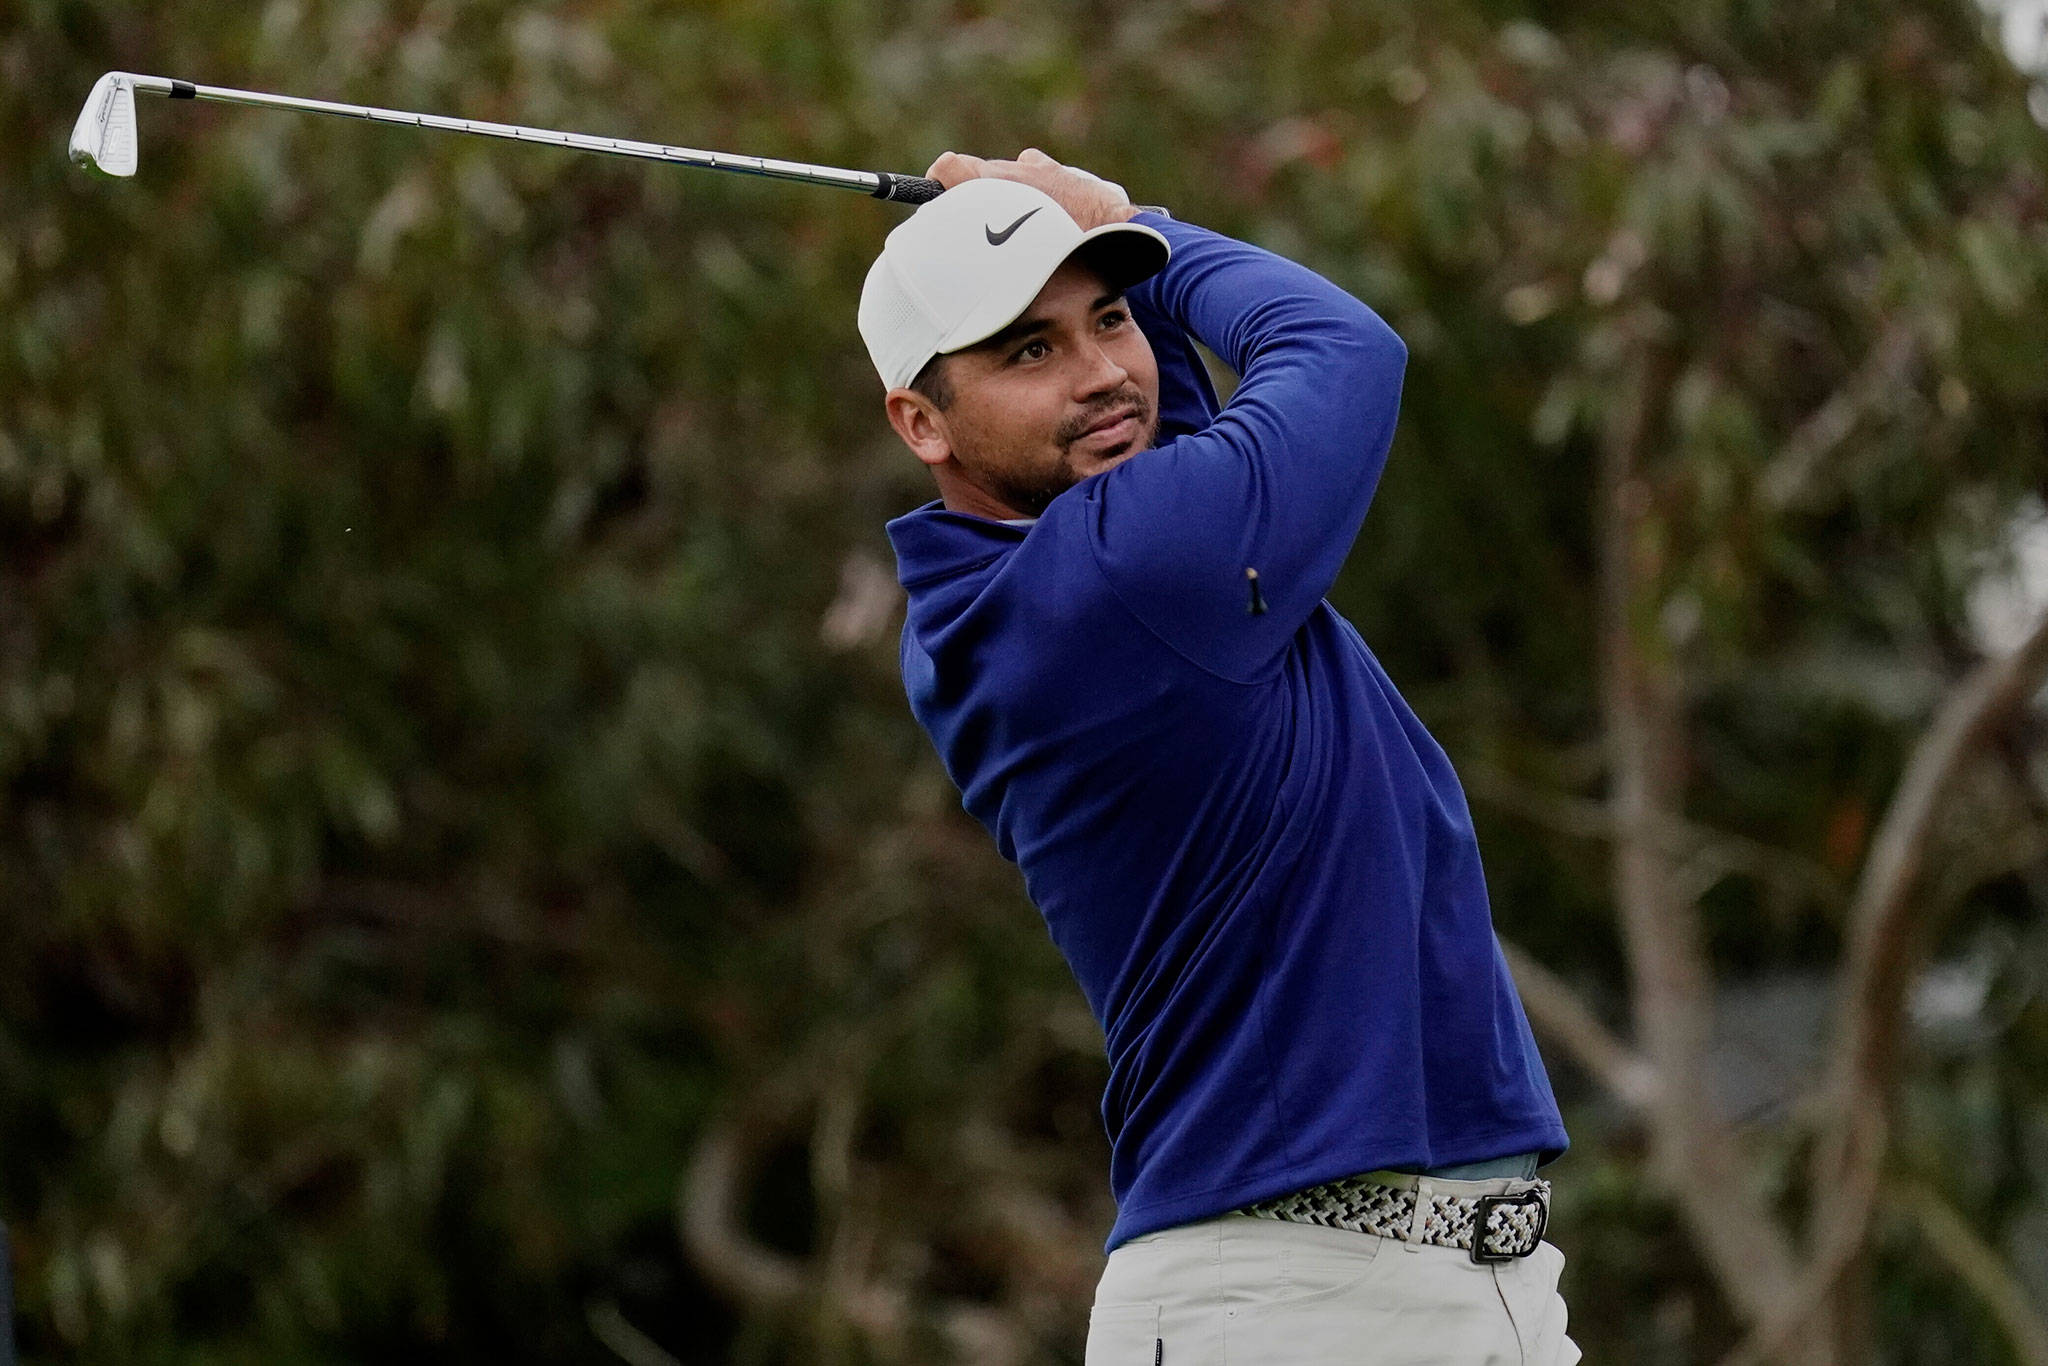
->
[884,500,1033,588]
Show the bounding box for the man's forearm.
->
[1088,214,1408,659]
[1127,212,1402,391]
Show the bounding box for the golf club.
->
[69,71,946,203]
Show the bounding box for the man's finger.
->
[1018,147,1061,166]
[924,150,987,187]
[978,164,1049,188]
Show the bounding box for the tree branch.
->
[677,1106,809,1313]
[1596,340,1816,1337]
[1811,608,2048,1245]
[677,1071,1039,1365]
[1897,1181,2048,1366]
[1832,608,2048,1105]
[1466,762,1844,908]
[1707,611,2048,1364]
[1498,938,1659,1113]
[1585,334,1867,1363]
[587,1299,687,1366]
[1712,1101,1885,1366]
[1760,321,1918,512]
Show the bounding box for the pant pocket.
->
[1220,1222,1410,1364]
[1086,1302,1162,1366]
[1222,1217,1390,1313]
[1498,1241,1579,1365]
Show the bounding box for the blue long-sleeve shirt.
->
[884,211,1567,1253]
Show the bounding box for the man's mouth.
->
[1073,407,1143,449]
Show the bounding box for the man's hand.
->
[923,148,1138,230]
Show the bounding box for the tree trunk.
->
[1595,342,1831,1364]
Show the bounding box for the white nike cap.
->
[857,177,1171,391]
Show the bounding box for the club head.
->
[70,71,140,177]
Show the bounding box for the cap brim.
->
[932,219,1171,357]
[1069,219,1172,293]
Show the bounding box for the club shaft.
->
[124,73,929,199]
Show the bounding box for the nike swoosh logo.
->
[984,208,1041,246]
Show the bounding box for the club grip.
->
[869,171,946,205]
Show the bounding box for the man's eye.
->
[1100,309,1128,329]
[1012,340,1049,363]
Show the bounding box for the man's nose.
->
[1072,338,1130,397]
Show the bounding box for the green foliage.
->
[4,0,2047,1362]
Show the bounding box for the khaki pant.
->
[1086,1187,1579,1365]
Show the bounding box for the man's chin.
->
[1087,433,1151,471]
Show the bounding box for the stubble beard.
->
[976,403,1158,519]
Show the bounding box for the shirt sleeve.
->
[1084,212,1408,682]
[1123,271,1223,443]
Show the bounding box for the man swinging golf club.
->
[861,152,1578,1364]
[71,62,1574,1363]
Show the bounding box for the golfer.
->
[859,151,1577,1364]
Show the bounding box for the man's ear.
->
[884,389,954,469]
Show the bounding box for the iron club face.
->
[69,71,142,177]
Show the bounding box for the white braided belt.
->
[1238,1172,1551,1264]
